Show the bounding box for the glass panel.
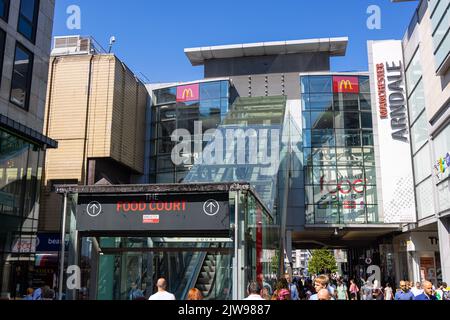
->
[405,49,422,95]
[411,111,428,154]
[416,178,436,220]
[158,121,176,138]
[311,148,336,166]
[18,0,38,42]
[311,129,335,147]
[334,93,359,111]
[408,80,425,124]
[336,147,363,166]
[158,105,176,121]
[154,87,176,105]
[10,44,33,110]
[310,111,334,129]
[156,172,175,183]
[359,76,370,93]
[341,204,366,224]
[312,166,337,184]
[315,203,339,224]
[157,156,174,171]
[305,186,314,204]
[200,82,221,100]
[301,76,310,94]
[157,137,175,154]
[365,167,377,185]
[360,93,372,111]
[305,94,333,111]
[335,112,360,129]
[365,185,378,205]
[366,205,379,223]
[0,0,9,21]
[363,147,376,166]
[413,143,432,184]
[335,129,361,147]
[309,76,332,93]
[0,130,31,216]
[302,112,311,129]
[361,112,373,129]
[362,130,374,146]
[220,81,229,98]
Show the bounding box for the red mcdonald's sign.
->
[333,76,359,94]
[176,84,199,102]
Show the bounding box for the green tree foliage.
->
[308,249,338,275]
[271,251,279,274]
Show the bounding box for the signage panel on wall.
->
[77,193,230,232]
[176,84,199,102]
[368,40,416,223]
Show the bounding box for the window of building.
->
[405,48,422,96]
[304,94,333,111]
[154,87,176,105]
[334,93,359,111]
[309,76,332,93]
[413,142,432,185]
[415,177,436,220]
[408,80,425,124]
[410,111,429,155]
[10,43,34,110]
[0,0,10,21]
[18,0,40,43]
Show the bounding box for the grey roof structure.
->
[184,37,349,66]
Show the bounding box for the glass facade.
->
[150,80,231,183]
[405,46,435,220]
[301,75,379,224]
[0,128,44,299]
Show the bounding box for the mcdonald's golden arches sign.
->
[332,76,359,94]
[176,84,199,102]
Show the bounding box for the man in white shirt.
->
[411,282,423,297]
[148,278,176,300]
[243,281,265,300]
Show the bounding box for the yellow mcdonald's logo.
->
[182,89,194,99]
[339,80,353,91]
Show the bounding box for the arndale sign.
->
[368,40,416,224]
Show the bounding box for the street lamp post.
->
[58,192,68,300]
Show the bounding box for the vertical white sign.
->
[369,40,416,223]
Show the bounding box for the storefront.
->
[393,230,441,286]
[55,182,280,300]
[0,121,57,300]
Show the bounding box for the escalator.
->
[184,95,288,213]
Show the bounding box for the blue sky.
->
[52,0,418,83]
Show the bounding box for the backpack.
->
[443,290,450,301]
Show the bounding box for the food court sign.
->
[76,193,230,232]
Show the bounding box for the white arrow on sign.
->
[87,201,102,217]
[203,200,220,216]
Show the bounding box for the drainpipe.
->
[81,55,94,185]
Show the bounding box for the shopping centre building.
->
[33,0,449,300]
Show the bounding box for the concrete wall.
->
[0,0,55,133]
[205,52,330,78]
[230,72,302,100]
